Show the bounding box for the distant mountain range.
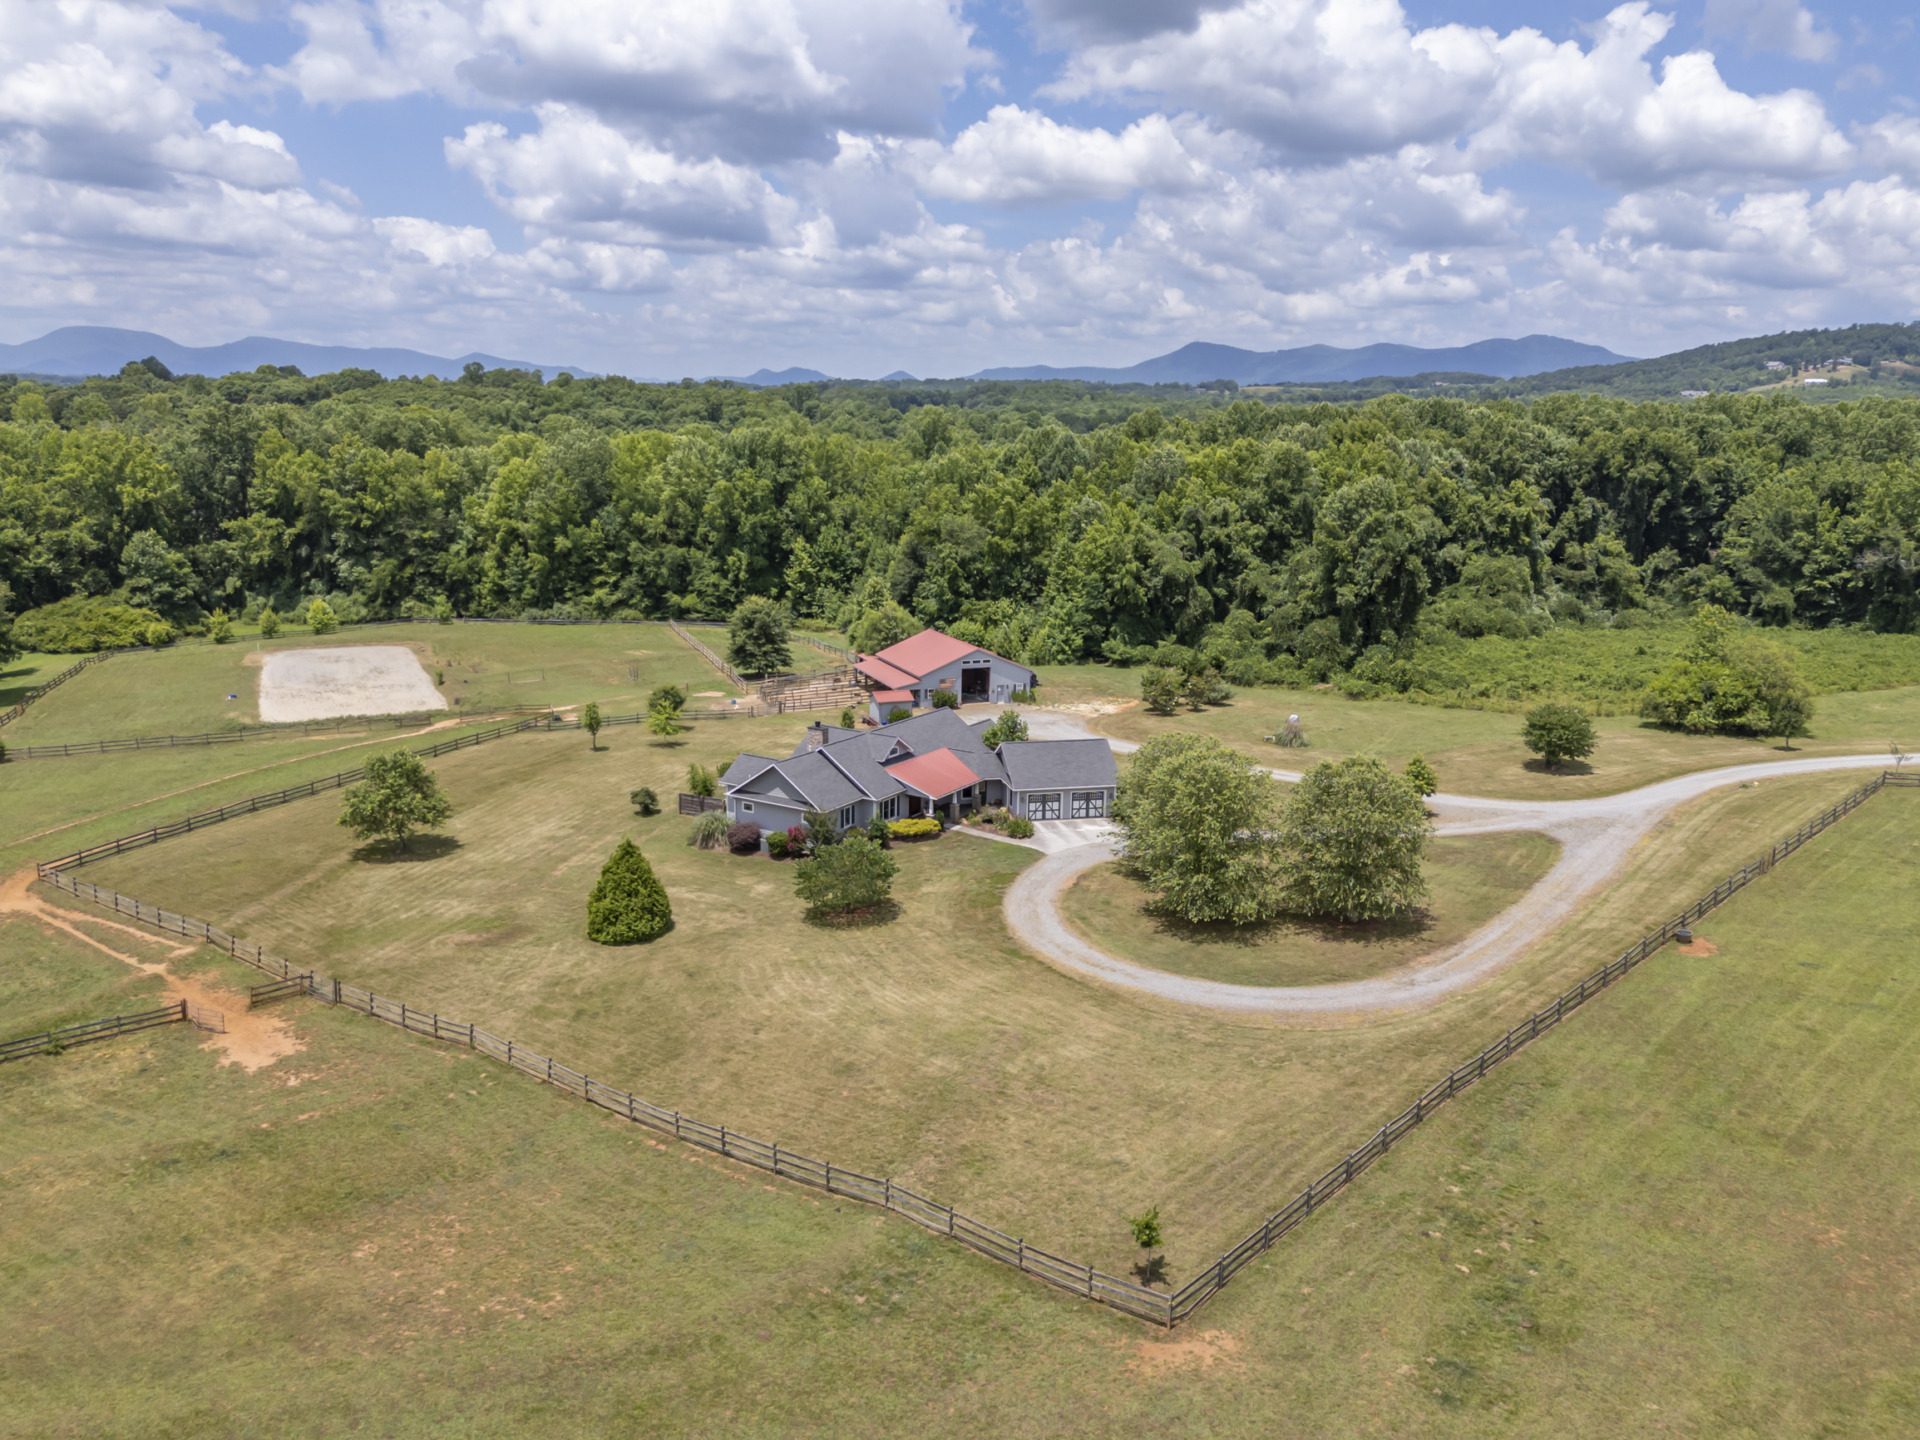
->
[0,326,591,381]
[970,334,1630,385]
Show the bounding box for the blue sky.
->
[0,0,1915,377]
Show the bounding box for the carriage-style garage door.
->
[1070,790,1107,818]
[1029,792,1062,820]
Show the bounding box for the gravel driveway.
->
[998,710,1899,1016]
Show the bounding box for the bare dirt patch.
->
[1124,1328,1245,1379]
[3,867,303,1072]
[1676,935,1721,957]
[258,645,447,723]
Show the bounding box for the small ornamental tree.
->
[629,786,660,815]
[258,605,281,639]
[929,687,959,709]
[1275,755,1431,923]
[1181,666,1230,710]
[583,701,603,750]
[433,595,454,624]
[585,839,672,944]
[840,706,857,729]
[647,683,686,713]
[727,595,792,677]
[793,835,898,921]
[306,597,338,635]
[647,695,685,738]
[803,807,842,849]
[686,762,718,798]
[339,751,452,853]
[981,709,1029,747]
[1747,640,1814,747]
[206,608,233,644]
[1112,733,1284,925]
[1523,703,1597,771]
[1140,666,1181,716]
[1403,754,1438,799]
[1129,1205,1164,1283]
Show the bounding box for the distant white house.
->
[1802,377,1831,386]
[1680,390,1709,398]
[1764,360,1788,371]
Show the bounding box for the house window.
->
[1030,792,1062,821]
[882,796,901,819]
[1071,791,1107,818]
[742,802,754,813]
[838,804,857,829]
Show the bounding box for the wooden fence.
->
[0,652,115,728]
[31,767,1910,1326]
[678,793,728,816]
[0,998,223,1064]
[0,705,560,761]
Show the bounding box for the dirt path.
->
[1001,712,1900,1016]
[2,867,302,1072]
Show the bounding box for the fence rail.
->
[0,652,115,728]
[667,619,746,689]
[0,998,217,1063]
[29,688,1907,1326]
[0,705,561,761]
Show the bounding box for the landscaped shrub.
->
[803,809,842,848]
[886,817,942,840]
[1003,815,1035,839]
[13,595,165,653]
[886,705,912,724]
[1008,687,1037,703]
[629,786,659,816]
[794,835,898,921]
[786,823,811,856]
[206,608,233,644]
[727,821,763,854]
[688,812,730,849]
[585,838,672,944]
[686,763,718,797]
[306,597,338,634]
[258,606,281,639]
[865,813,891,846]
[929,687,959,709]
[1140,666,1181,715]
[766,831,790,858]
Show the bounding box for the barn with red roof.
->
[853,627,1036,720]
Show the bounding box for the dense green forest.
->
[2,364,1917,690]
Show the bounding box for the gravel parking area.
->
[258,646,448,722]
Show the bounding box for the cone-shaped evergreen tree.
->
[586,838,672,944]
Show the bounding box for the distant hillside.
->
[0,326,591,381]
[719,366,834,386]
[1499,322,1920,398]
[971,334,1628,385]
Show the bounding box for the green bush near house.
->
[887,817,942,840]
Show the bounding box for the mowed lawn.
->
[1060,832,1559,987]
[5,771,1918,1437]
[1037,663,1920,800]
[0,621,740,743]
[78,710,1884,1275]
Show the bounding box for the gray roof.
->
[997,738,1118,792]
[728,709,1120,808]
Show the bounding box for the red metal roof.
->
[885,746,977,799]
[871,688,914,703]
[872,628,980,679]
[855,654,920,689]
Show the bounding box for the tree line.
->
[3,365,1917,675]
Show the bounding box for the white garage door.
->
[1029,792,1061,820]
[1070,790,1107,818]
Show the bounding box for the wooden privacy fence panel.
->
[678,793,727,816]
[0,999,211,1063]
[30,748,1908,1326]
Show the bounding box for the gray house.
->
[722,708,1117,839]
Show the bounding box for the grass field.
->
[0,621,741,742]
[76,714,1880,1277]
[1059,832,1560,987]
[5,769,1917,1436]
[1038,664,1920,799]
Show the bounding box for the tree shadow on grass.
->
[1139,903,1437,952]
[350,834,464,864]
[1132,1255,1169,1287]
[1520,757,1595,777]
[802,899,903,930]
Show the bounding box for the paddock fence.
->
[0,652,115,729]
[0,705,563,762]
[30,762,1910,1326]
[0,998,224,1065]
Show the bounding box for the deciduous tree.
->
[1275,755,1431,922]
[1112,733,1283,924]
[1522,703,1597,770]
[339,751,452,852]
[793,835,897,920]
[727,595,792,677]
